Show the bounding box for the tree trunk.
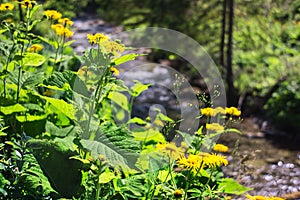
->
[226,0,236,106]
[220,0,227,69]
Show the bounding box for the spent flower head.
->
[103,40,125,53]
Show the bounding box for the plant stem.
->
[95,181,101,200]
[183,170,192,200]
[16,66,22,102]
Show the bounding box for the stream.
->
[70,16,300,199]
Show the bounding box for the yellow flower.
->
[94,33,109,41]
[103,40,125,53]
[58,18,73,26]
[203,153,228,168]
[173,189,183,198]
[110,67,119,76]
[21,0,36,8]
[177,154,204,172]
[206,123,224,131]
[43,10,62,20]
[87,33,109,45]
[225,107,241,116]
[63,28,73,38]
[156,142,186,159]
[213,144,229,152]
[246,194,285,200]
[51,24,73,38]
[200,107,216,117]
[27,44,43,53]
[0,3,14,11]
[77,66,92,76]
[214,106,226,114]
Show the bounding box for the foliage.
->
[264,78,300,132]
[0,1,253,199]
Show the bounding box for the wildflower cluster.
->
[44,9,73,38]
[201,106,241,117]
[177,152,228,172]
[21,0,36,8]
[43,10,62,20]
[156,142,186,159]
[246,194,285,200]
[87,33,109,45]
[51,23,73,38]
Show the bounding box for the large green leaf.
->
[15,53,46,67]
[45,121,78,137]
[16,114,47,122]
[132,128,165,143]
[39,95,75,120]
[27,138,83,198]
[80,123,140,169]
[19,153,58,197]
[0,104,27,115]
[108,91,129,111]
[218,178,252,195]
[130,80,151,97]
[44,71,89,97]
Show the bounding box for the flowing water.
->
[71,16,300,199]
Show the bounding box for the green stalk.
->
[57,34,66,72]
[183,170,192,200]
[95,182,101,200]
[16,66,22,102]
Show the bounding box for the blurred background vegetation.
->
[40,0,300,132]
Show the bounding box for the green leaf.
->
[80,123,140,169]
[39,95,75,120]
[0,104,27,115]
[15,53,45,67]
[45,121,78,137]
[108,91,129,111]
[80,139,136,169]
[156,112,174,122]
[19,153,58,196]
[127,117,147,125]
[132,129,165,143]
[130,80,151,97]
[64,40,75,47]
[27,138,83,197]
[38,36,58,49]
[111,53,145,66]
[99,170,116,184]
[218,178,252,195]
[16,114,47,122]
